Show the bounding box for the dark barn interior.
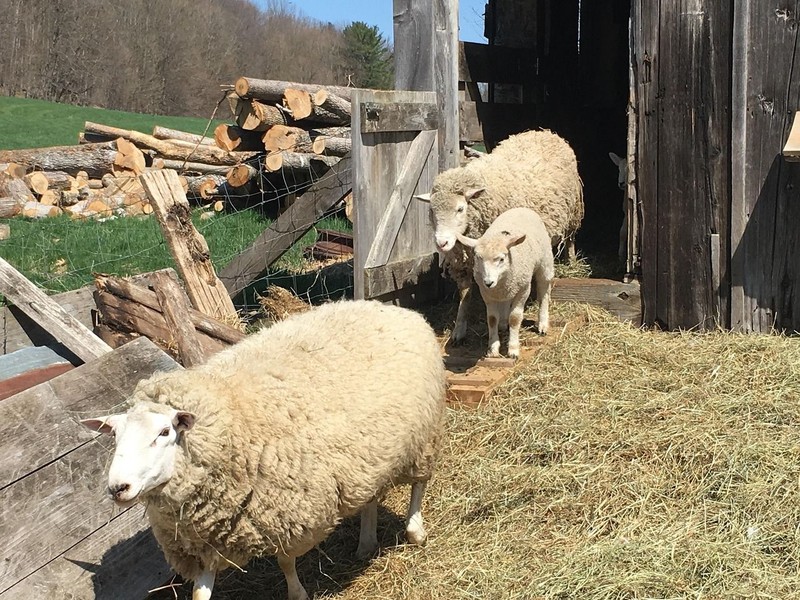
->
[475,0,632,259]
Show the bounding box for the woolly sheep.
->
[457,207,554,359]
[417,129,583,343]
[81,300,446,600]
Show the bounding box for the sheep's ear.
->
[456,233,478,248]
[173,411,195,433]
[505,233,527,249]
[81,415,123,436]
[414,192,432,203]
[464,187,486,203]
[609,152,623,166]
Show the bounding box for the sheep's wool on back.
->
[132,300,446,579]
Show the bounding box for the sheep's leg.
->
[191,570,215,600]
[277,554,309,600]
[566,236,577,263]
[451,284,471,343]
[535,270,553,336]
[405,481,428,546]
[356,500,379,558]
[507,286,530,359]
[486,302,502,357]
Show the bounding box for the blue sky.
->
[263,1,487,44]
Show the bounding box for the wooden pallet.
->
[444,315,586,409]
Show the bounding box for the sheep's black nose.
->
[108,483,130,499]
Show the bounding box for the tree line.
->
[0,0,393,117]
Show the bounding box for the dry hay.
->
[256,285,311,323]
[149,302,800,600]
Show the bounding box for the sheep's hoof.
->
[406,523,428,546]
[508,348,520,360]
[486,349,502,358]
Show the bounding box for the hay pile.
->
[150,303,800,599]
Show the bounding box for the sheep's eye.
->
[159,427,170,437]
[457,206,465,213]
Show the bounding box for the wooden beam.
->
[0,257,111,363]
[365,130,437,268]
[151,271,206,367]
[364,253,439,300]
[360,101,438,133]
[434,0,460,170]
[139,169,239,323]
[218,157,352,297]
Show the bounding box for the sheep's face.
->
[81,406,195,507]
[417,187,486,252]
[458,231,527,289]
[609,152,626,190]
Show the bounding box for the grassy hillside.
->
[0,96,219,150]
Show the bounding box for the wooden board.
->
[444,315,586,408]
[0,337,179,598]
[0,257,111,363]
[552,278,641,325]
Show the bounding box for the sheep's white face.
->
[458,231,527,289]
[609,152,627,190]
[81,408,195,507]
[416,187,485,252]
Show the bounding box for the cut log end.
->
[284,88,313,120]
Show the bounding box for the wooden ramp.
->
[444,277,641,408]
[0,337,179,600]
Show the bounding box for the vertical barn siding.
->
[731,1,800,332]
[635,0,732,330]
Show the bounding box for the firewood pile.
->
[0,77,353,222]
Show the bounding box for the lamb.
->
[81,299,446,600]
[417,129,582,343]
[457,207,554,359]
[609,151,629,261]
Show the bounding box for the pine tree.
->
[340,21,393,89]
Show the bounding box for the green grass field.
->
[0,96,219,150]
[0,97,352,301]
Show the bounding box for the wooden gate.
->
[352,90,441,304]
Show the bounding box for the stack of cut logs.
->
[0,77,353,221]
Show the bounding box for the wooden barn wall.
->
[633,0,733,330]
[730,1,800,333]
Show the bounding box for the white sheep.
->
[417,129,582,344]
[81,300,446,600]
[609,151,628,261]
[457,207,554,359]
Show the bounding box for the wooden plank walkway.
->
[0,337,179,600]
[444,277,641,408]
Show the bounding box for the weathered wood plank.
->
[0,337,180,490]
[434,0,459,170]
[359,101,438,133]
[0,258,111,363]
[218,157,352,297]
[1,286,96,357]
[353,90,439,304]
[551,278,642,326]
[2,507,170,600]
[95,272,245,346]
[151,272,205,367]
[364,130,437,268]
[364,253,439,300]
[458,41,539,85]
[730,1,800,332]
[139,170,239,323]
[394,0,434,90]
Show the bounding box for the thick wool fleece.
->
[432,129,584,249]
[130,300,446,580]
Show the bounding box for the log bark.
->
[37,170,74,191]
[0,197,22,218]
[151,126,214,145]
[0,173,36,203]
[95,273,245,345]
[284,88,351,125]
[0,142,119,178]
[263,152,341,174]
[235,77,356,102]
[152,158,230,175]
[184,174,228,199]
[83,122,259,167]
[213,124,265,152]
[151,271,206,367]
[234,98,291,132]
[313,133,352,157]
